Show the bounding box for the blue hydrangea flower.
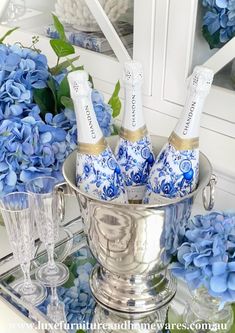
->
[0,44,49,121]
[0,45,114,197]
[171,211,235,306]
[91,89,113,137]
[202,0,235,47]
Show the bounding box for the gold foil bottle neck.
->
[169,132,199,151]
[119,125,148,143]
[78,137,107,155]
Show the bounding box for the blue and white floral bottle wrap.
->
[116,61,155,202]
[76,145,127,203]
[115,134,154,202]
[144,142,199,203]
[144,66,214,204]
[68,70,127,203]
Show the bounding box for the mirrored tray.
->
[0,216,96,333]
[0,215,220,333]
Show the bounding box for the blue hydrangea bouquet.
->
[0,15,121,200]
[171,211,235,308]
[202,0,235,48]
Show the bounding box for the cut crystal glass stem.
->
[20,262,35,294]
[46,243,57,270]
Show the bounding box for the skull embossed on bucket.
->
[62,136,215,314]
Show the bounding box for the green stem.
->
[56,57,60,70]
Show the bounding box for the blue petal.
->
[185,269,201,281]
[170,263,186,278]
[228,262,235,271]
[212,262,227,276]
[6,170,17,186]
[20,169,49,183]
[92,89,104,104]
[45,113,53,123]
[193,254,210,267]
[52,128,66,142]
[210,274,228,293]
[177,244,191,263]
[22,142,34,155]
[216,0,229,8]
[64,108,76,121]
[0,162,8,172]
[22,116,36,124]
[5,53,21,70]
[41,132,52,143]
[204,12,221,35]
[228,273,235,290]
[10,104,23,116]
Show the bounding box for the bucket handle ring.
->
[202,174,217,211]
[54,182,68,223]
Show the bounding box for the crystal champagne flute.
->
[47,286,67,325]
[26,176,69,286]
[0,192,46,305]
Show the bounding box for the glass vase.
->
[184,287,233,333]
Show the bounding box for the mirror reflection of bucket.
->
[62,135,214,314]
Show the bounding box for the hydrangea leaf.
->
[112,124,120,135]
[108,80,121,118]
[5,275,15,284]
[63,269,76,288]
[0,27,19,44]
[50,55,81,75]
[50,39,75,58]
[33,87,55,118]
[68,63,84,73]
[61,96,74,110]
[57,75,70,109]
[52,14,67,41]
[89,74,94,88]
[47,76,58,114]
[202,25,221,49]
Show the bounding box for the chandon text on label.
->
[183,101,196,136]
[132,94,137,127]
[85,105,96,139]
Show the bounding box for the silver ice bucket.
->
[62,136,215,314]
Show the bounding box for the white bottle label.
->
[122,85,145,131]
[68,71,103,146]
[74,93,103,145]
[174,94,205,139]
[173,66,214,140]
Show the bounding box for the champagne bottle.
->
[68,70,127,203]
[115,61,155,203]
[144,66,214,203]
